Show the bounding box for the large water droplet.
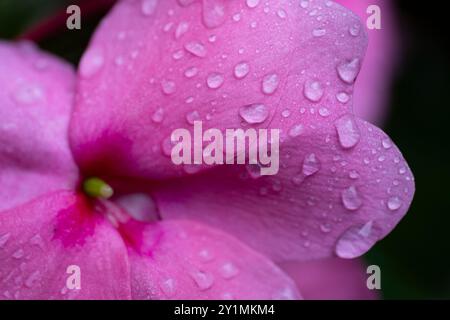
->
[190,270,214,291]
[334,115,360,149]
[335,221,376,258]
[234,62,250,79]
[337,58,360,84]
[239,104,269,124]
[185,41,207,58]
[262,73,279,95]
[141,0,158,16]
[304,80,324,102]
[303,153,321,176]
[206,72,224,89]
[341,186,363,211]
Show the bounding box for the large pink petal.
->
[0,41,78,211]
[0,192,131,300]
[280,258,378,300]
[153,118,414,262]
[335,0,399,123]
[122,220,300,300]
[70,0,368,179]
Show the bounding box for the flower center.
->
[82,177,114,199]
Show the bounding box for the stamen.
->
[83,177,114,199]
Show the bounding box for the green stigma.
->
[83,177,114,199]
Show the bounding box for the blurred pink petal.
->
[335,0,399,123]
[0,41,78,211]
[280,258,378,300]
[0,192,131,299]
[124,219,301,300]
[69,0,414,262]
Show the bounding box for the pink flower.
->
[0,0,414,300]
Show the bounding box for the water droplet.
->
[335,115,360,149]
[190,270,214,290]
[160,278,176,297]
[318,107,331,117]
[246,0,260,8]
[152,108,164,123]
[80,47,104,78]
[184,67,199,78]
[203,1,226,28]
[172,50,184,60]
[262,73,279,95]
[0,233,11,248]
[25,271,40,288]
[198,249,215,262]
[161,79,176,95]
[12,249,24,259]
[184,41,207,58]
[175,21,189,39]
[336,92,350,104]
[304,80,324,102]
[277,9,287,19]
[288,124,304,137]
[349,170,360,180]
[387,196,402,211]
[337,59,360,84]
[320,223,332,233]
[239,104,269,124]
[234,62,250,79]
[349,24,361,37]
[141,0,158,16]
[341,186,363,211]
[219,262,239,279]
[313,28,326,37]
[29,234,45,250]
[382,138,392,149]
[206,72,224,89]
[186,110,201,124]
[300,1,309,9]
[13,84,44,105]
[303,153,321,176]
[335,221,376,258]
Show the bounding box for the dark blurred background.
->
[0,0,449,299]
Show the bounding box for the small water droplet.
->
[234,62,250,79]
[175,21,189,39]
[25,271,40,288]
[206,72,224,89]
[320,223,332,233]
[303,153,321,176]
[387,196,402,211]
[349,170,360,180]
[184,67,199,78]
[336,92,350,104]
[313,28,326,37]
[219,262,239,279]
[349,24,361,37]
[186,110,201,124]
[80,47,104,78]
[341,186,363,211]
[262,73,279,95]
[246,0,260,8]
[190,270,214,290]
[141,0,158,16]
[277,9,287,19]
[160,278,176,297]
[152,108,164,123]
[13,84,44,105]
[319,107,331,117]
[12,249,24,259]
[0,233,11,248]
[304,80,324,102]
[337,58,360,84]
[161,79,176,95]
[198,249,215,262]
[239,104,269,124]
[288,124,304,138]
[335,115,360,149]
[184,41,207,58]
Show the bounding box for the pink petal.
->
[0,192,131,300]
[280,258,378,300]
[70,0,368,179]
[335,0,399,123]
[122,220,300,300]
[0,41,78,211]
[154,118,415,261]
